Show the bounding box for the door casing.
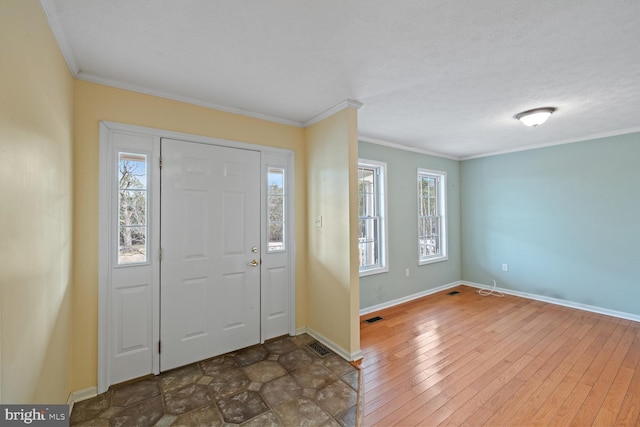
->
[98,121,295,393]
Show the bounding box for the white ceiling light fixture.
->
[515,107,556,127]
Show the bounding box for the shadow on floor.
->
[70,334,361,426]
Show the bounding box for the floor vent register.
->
[307,341,332,357]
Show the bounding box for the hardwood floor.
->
[359,285,640,426]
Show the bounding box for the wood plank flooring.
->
[359,285,640,426]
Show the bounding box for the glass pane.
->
[359,217,378,241]
[119,226,147,264]
[362,168,374,187]
[359,215,380,267]
[118,152,148,265]
[267,167,285,252]
[418,217,427,238]
[119,154,147,190]
[268,168,284,195]
[268,195,284,222]
[268,223,284,251]
[119,190,147,226]
[359,239,379,267]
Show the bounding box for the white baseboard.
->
[463,281,640,323]
[67,386,98,414]
[360,280,462,316]
[360,279,640,324]
[297,327,362,362]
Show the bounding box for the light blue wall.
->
[358,142,462,309]
[461,133,640,315]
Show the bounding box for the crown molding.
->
[40,0,80,75]
[76,71,306,128]
[303,99,363,127]
[358,135,461,161]
[460,126,640,161]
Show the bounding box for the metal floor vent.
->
[307,341,332,357]
[448,290,460,295]
[364,316,384,324]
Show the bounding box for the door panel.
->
[160,138,261,371]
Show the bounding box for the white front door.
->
[160,138,261,371]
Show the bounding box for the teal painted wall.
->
[461,133,640,315]
[358,142,462,309]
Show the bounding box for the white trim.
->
[462,281,640,323]
[360,281,461,316]
[40,0,80,75]
[101,122,295,156]
[67,387,98,414]
[460,126,640,161]
[304,328,362,362]
[361,280,640,323]
[78,72,304,128]
[304,99,363,127]
[97,123,111,394]
[358,135,460,161]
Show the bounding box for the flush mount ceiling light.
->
[515,107,556,127]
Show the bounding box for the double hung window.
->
[417,168,447,264]
[358,159,388,276]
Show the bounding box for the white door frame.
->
[98,121,296,393]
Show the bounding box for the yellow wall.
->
[72,81,307,390]
[304,108,360,356]
[0,0,74,403]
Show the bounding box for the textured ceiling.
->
[42,0,640,159]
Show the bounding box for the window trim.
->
[417,168,448,265]
[358,158,389,277]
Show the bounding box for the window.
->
[267,167,286,252]
[358,159,388,276]
[118,152,148,264]
[418,168,447,264]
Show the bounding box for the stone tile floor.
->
[70,334,361,426]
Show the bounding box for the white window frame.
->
[358,159,389,276]
[417,168,448,265]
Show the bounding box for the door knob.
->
[249,259,259,267]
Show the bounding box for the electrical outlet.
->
[315,216,322,227]
[502,263,509,272]
[405,268,410,278]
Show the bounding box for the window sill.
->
[418,255,448,266]
[359,266,389,277]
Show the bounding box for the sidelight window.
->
[267,167,286,252]
[117,152,148,264]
